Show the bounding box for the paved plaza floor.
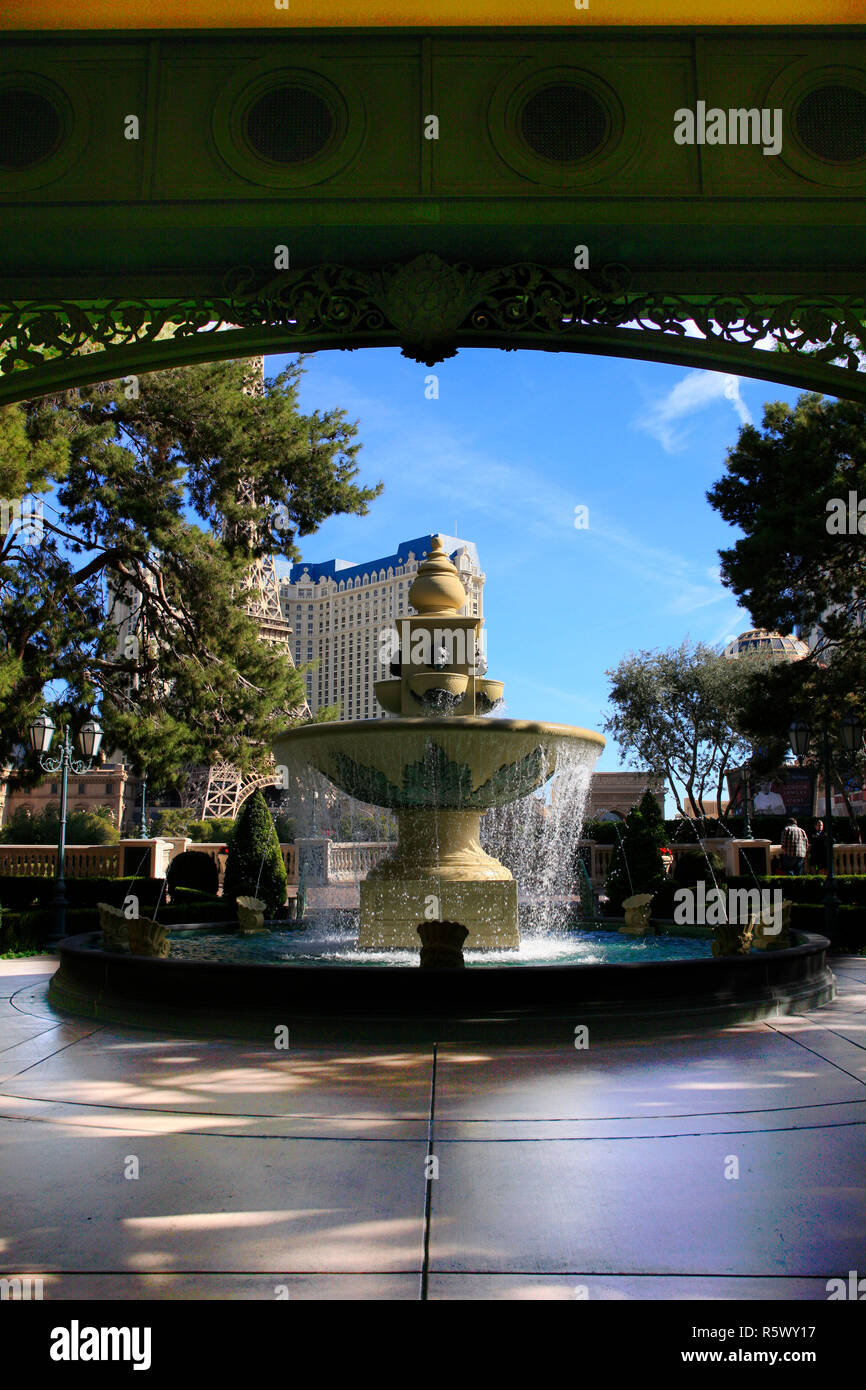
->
[1,954,865,1301]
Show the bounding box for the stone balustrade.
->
[325,841,390,882]
[1,836,864,890]
[0,839,173,878]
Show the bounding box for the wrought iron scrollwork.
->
[1,254,863,384]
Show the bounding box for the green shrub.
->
[222,790,287,916]
[166,851,219,900]
[725,874,866,906]
[673,849,727,889]
[0,805,120,845]
[0,875,166,911]
[604,791,668,913]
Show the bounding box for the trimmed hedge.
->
[0,898,234,951]
[726,874,866,906]
[166,851,219,900]
[0,876,165,912]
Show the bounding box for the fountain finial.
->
[408,534,467,615]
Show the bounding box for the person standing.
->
[780,818,809,876]
[809,819,828,872]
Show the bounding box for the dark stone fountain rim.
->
[47,930,836,1043]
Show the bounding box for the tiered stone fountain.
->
[273,535,606,950]
[51,535,837,1036]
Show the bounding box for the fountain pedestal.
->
[359,809,519,950]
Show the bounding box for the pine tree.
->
[0,357,381,786]
[222,790,287,917]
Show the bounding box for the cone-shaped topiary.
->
[604,789,668,914]
[222,790,287,917]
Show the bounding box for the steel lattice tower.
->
[193,357,308,819]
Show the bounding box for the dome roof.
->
[722,628,810,661]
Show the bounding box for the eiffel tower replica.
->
[187,357,309,819]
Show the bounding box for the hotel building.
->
[279,534,484,719]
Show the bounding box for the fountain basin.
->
[274,717,603,949]
[274,717,604,811]
[48,930,836,1043]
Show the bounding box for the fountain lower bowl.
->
[49,929,836,1043]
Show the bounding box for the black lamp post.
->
[137,773,149,839]
[789,715,864,938]
[27,713,103,948]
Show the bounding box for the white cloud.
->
[635,370,752,453]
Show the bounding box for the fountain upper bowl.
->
[273,717,605,811]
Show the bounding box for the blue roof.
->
[284,534,480,585]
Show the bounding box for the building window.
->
[78,783,88,795]
[104,782,113,794]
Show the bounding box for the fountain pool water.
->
[166,925,714,968]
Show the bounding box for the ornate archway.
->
[1,22,864,403]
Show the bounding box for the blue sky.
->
[266,344,806,786]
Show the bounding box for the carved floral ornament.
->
[0,255,864,396]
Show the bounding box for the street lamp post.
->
[789,715,864,939]
[27,713,103,949]
[138,773,149,839]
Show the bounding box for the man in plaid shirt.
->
[781,818,809,876]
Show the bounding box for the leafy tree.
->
[0,357,382,786]
[707,393,866,833]
[604,640,771,822]
[222,789,287,916]
[604,792,667,912]
[0,804,119,845]
[707,394,866,653]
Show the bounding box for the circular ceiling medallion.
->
[488,65,630,187]
[793,83,866,164]
[518,83,609,164]
[0,86,63,170]
[213,63,364,188]
[765,61,866,187]
[243,84,337,166]
[0,70,85,189]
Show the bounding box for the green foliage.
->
[271,812,297,843]
[604,795,668,912]
[726,873,866,906]
[150,810,236,842]
[222,790,287,916]
[706,393,866,742]
[673,849,727,888]
[166,850,219,899]
[337,808,396,841]
[0,875,164,911]
[0,804,120,845]
[604,640,773,822]
[0,358,382,785]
